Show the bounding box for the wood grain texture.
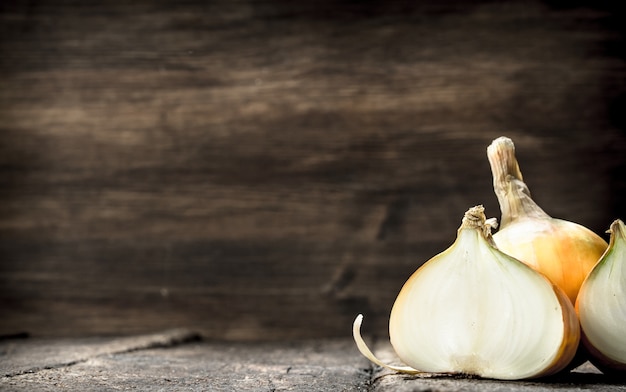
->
[1,0,625,340]
[1,336,622,391]
[1,337,371,391]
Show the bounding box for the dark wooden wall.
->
[1,0,625,340]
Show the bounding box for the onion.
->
[576,219,626,375]
[487,137,608,304]
[353,205,580,380]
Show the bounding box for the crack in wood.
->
[2,329,202,378]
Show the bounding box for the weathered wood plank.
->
[1,0,625,339]
[0,329,200,377]
[0,336,371,392]
[1,335,624,391]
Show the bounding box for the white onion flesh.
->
[577,219,626,371]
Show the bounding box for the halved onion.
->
[353,206,580,380]
[576,219,626,375]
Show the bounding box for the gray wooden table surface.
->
[2,330,625,391]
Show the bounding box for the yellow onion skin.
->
[575,219,626,376]
[487,137,608,304]
[493,218,608,305]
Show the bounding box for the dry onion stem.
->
[487,137,608,304]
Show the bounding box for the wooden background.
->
[1,0,625,340]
